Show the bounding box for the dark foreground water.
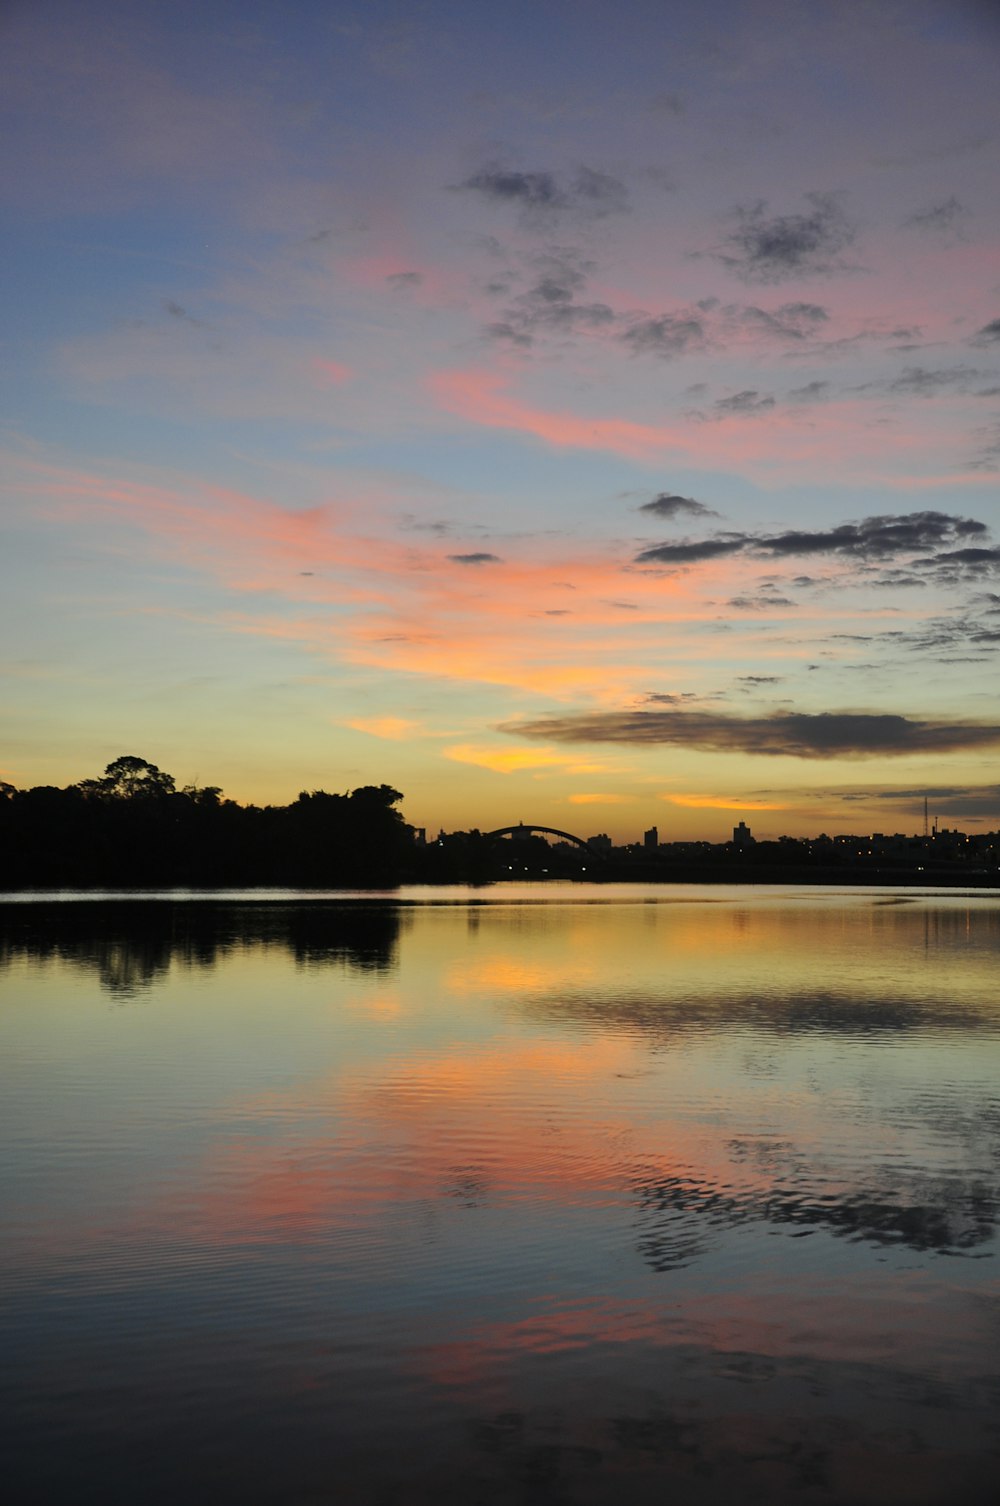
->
[2,885,999,1505]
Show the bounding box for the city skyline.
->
[3,0,1000,842]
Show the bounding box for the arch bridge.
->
[485,822,594,852]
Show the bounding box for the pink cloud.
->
[427,368,994,484]
[7,440,988,723]
[312,358,353,385]
[429,368,690,464]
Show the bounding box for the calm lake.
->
[2,885,999,1505]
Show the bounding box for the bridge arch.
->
[485,823,593,852]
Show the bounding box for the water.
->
[2,886,999,1504]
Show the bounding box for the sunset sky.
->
[3,0,1000,840]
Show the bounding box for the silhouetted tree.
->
[81,755,176,800]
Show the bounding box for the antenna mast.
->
[923,796,928,838]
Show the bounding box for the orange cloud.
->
[347,716,421,740]
[444,743,618,775]
[12,442,974,751]
[665,794,789,811]
[567,792,635,805]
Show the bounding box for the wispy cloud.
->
[620,313,706,358]
[970,318,1000,347]
[903,196,969,238]
[712,390,776,417]
[429,369,687,463]
[886,365,984,396]
[484,248,616,347]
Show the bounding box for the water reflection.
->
[631,1161,999,1271]
[2,889,999,1504]
[0,899,402,993]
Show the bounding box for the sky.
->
[3,0,1000,841]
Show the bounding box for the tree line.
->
[0,756,416,889]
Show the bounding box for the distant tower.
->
[733,820,755,848]
[924,796,928,838]
[643,825,658,850]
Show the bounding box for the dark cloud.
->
[899,553,1000,592]
[970,318,1000,346]
[635,511,988,567]
[888,365,983,395]
[571,165,629,215]
[828,601,1000,660]
[485,248,615,346]
[965,418,1000,472]
[621,312,705,357]
[385,270,422,290]
[872,134,991,169]
[788,380,831,402]
[638,492,718,521]
[530,259,587,301]
[779,301,828,322]
[460,164,563,212]
[733,301,829,339]
[716,192,857,283]
[869,571,927,589]
[727,593,796,610]
[447,552,502,565]
[637,535,749,564]
[485,321,532,347]
[502,709,1000,760]
[921,547,1000,568]
[737,675,783,685]
[836,785,1000,820]
[713,389,775,416]
[903,195,969,236]
[163,299,203,326]
[398,514,452,535]
[457,162,627,223]
[484,270,834,359]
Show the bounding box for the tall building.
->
[643,825,658,850]
[733,820,755,848]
